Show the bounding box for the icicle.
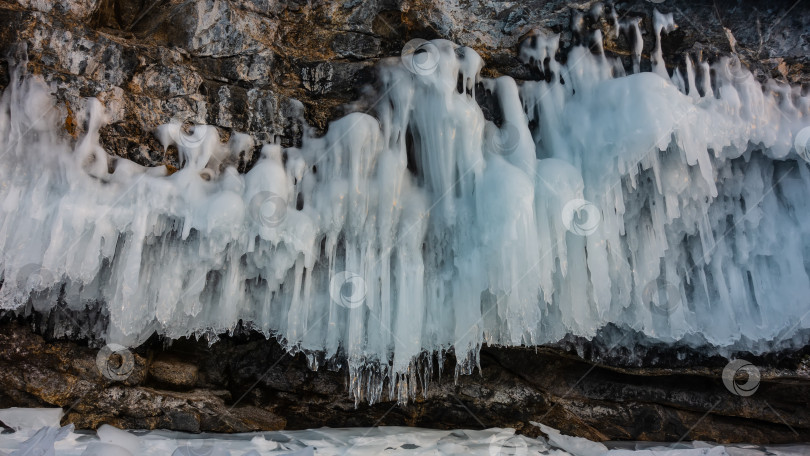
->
[0,27,809,405]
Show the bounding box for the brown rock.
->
[0,319,808,442]
[148,356,199,390]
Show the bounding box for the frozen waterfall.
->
[1,19,810,404]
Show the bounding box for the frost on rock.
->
[0,23,809,404]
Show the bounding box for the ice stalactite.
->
[1,14,810,404]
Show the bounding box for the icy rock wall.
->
[1,20,810,404]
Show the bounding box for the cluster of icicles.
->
[1,9,810,404]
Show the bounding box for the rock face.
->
[0,0,809,443]
[0,319,809,443]
[0,0,807,166]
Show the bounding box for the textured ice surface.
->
[1,19,810,403]
[7,424,74,456]
[533,422,608,456]
[1,419,807,456]
[0,409,62,432]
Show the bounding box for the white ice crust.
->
[1,414,806,456]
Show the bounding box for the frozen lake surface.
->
[0,409,806,456]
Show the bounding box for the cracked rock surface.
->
[0,320,808,442]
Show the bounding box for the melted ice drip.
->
[1,25,810,404]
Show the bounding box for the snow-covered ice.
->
[0,414,807,456]
[1,15,809,403]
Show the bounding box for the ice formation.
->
[1,11,810,403]
[2,411,805,456]
[0,408,62,432]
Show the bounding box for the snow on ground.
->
[0,409,806,456]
